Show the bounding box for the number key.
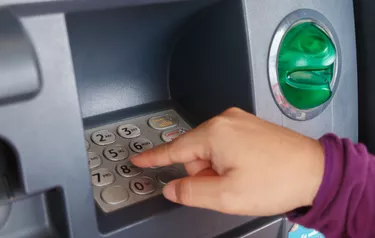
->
[148,114,179,130]
[91,169,115,187]
[87,152,102,169]
[116,162,142,178]
[130,177,155,195]
[161,128,188,142]
[85,140,90,150]
[117,124,141,139]
[157,168,184,185]
[103,146,129,161]
[91,130,116,146]
[129,138,153,153]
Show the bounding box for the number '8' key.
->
[116,162,142,178]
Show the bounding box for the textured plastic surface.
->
[0,190,66,238]
[278,22,336,109]
[66,0,220,119]
[0,8,40,105]
[0,204,11,230]
[170,0,253,122]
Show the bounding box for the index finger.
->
[131,130,211,168]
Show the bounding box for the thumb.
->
[163,176,227,211]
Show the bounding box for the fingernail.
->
[163,182,177,202]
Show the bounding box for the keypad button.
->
[101,186,129,205]
[118,124,141,139]
[85,140,90,150]
[91,169,115,187]
[103,146,129,161]
[91,130,116,146]
[148,114,179,130]
[88,152,102,169]
[157,169,183,185]
[116,162,142,178]
[161,128,188,142]
[130,177,156,195]
[129,138,154,153]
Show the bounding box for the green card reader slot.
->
[278,22,336,110]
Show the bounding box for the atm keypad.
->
[85,110,190,213]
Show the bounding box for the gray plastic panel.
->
[0,8,40,105]
[0,12,96,237]
[169,0,254,122]
[66,0,219,119]
[0,195,54,238]
[0,1,260,237]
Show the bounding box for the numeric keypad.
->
[85,110,190,213]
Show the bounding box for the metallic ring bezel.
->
[268,9,341,121]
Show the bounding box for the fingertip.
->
[130,155,149,168]
[163,181,178,202]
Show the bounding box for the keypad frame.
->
[85,110,190,213]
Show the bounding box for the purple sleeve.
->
[287,133,375,237]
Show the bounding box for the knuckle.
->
[224,107,242,114]
[208,116,228,130]
[164,143,176,164]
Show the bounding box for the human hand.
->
[131,108,324,216]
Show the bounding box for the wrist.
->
[302,138,325,207]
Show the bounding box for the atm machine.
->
[0,0,357,237]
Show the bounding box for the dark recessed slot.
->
[45,188,70,238]
[0,139,24,202]
[97,195,178,233]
